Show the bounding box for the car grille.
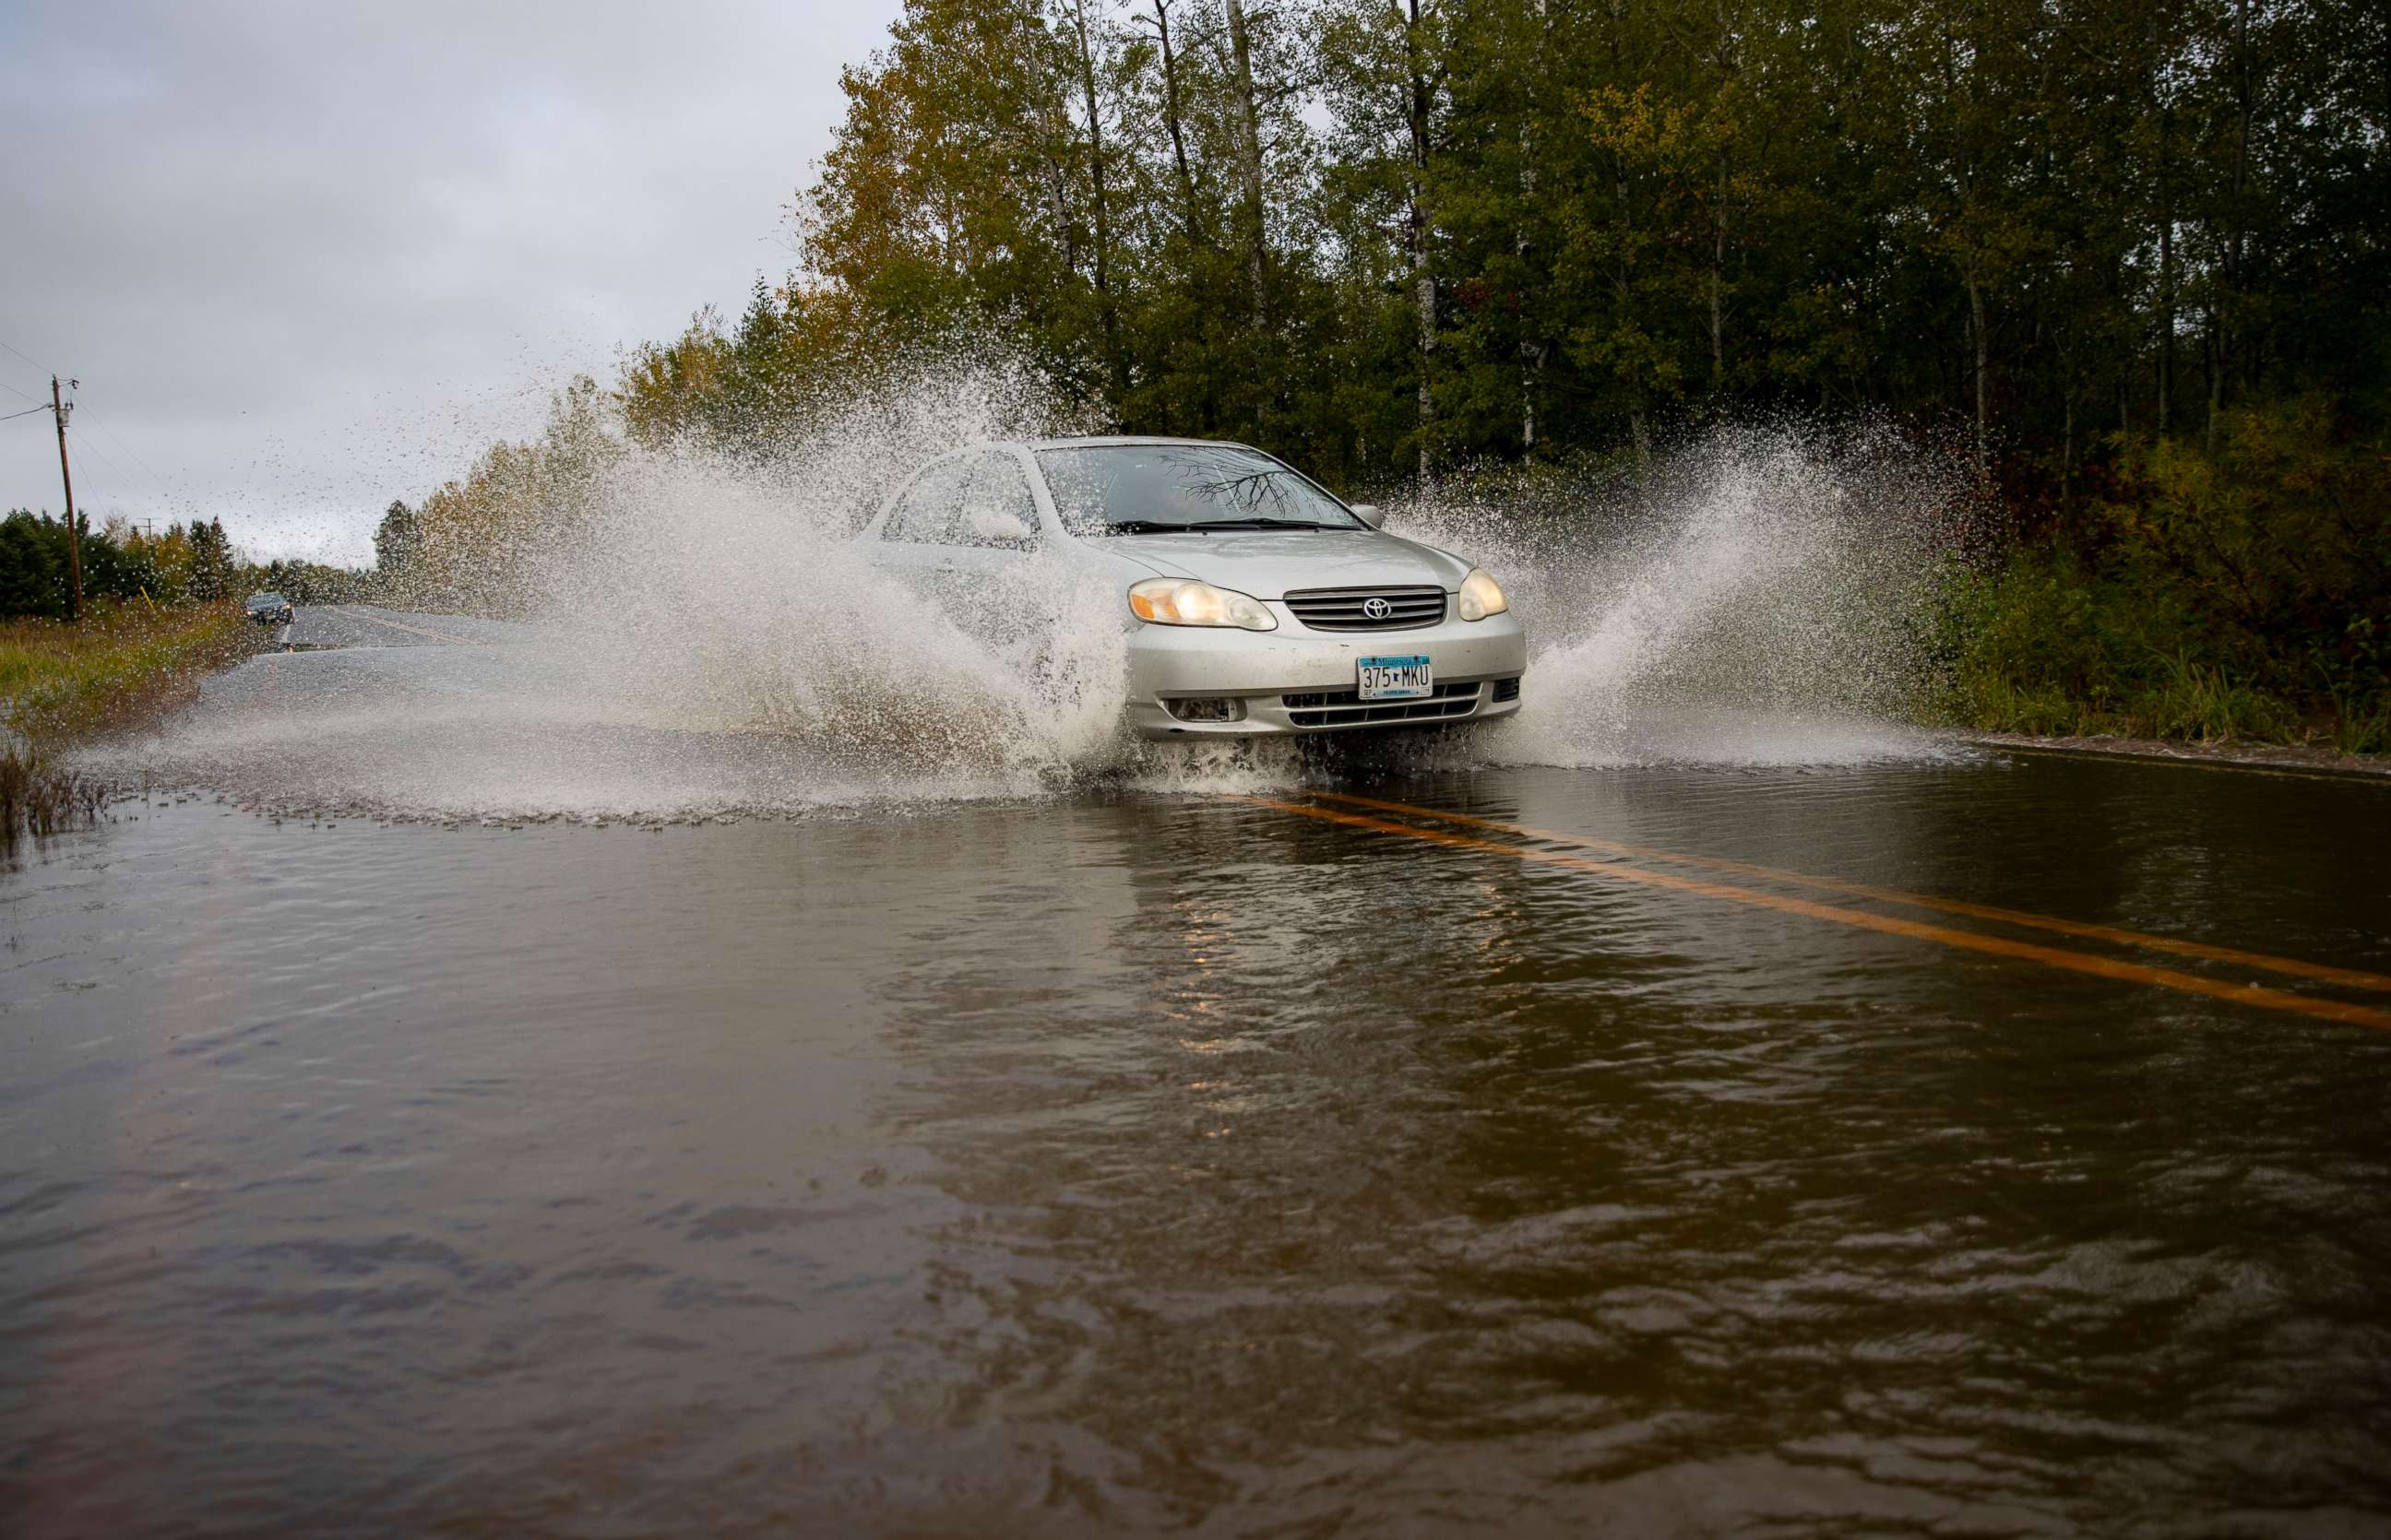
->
[1283,586,1446,631]
[1492,676,1521,703]
[1280,681,1481,729]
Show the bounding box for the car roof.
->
[1014,434,1263,453]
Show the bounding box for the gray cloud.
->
[0,0,898,563]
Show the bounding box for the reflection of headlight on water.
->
[1127,578,1278,632]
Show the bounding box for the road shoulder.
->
[1969,731,2391,781]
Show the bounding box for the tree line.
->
[612,0,2384,503]
[0,509,380,622]
[0,512,238,621]
[386,0,2387,742]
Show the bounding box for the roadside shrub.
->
[1936,400,2389,750]
[2107,400,2390,699]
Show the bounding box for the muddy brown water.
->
[4,753,2388,1536]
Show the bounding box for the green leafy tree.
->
[186,518,233,602]
[539,0,2391,736]
[374,500,422,577]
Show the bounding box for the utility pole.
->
[50,374,82,622]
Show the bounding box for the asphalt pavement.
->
[276,604,529,650]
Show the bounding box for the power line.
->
[63,423,115,490]
[0,340,181,495]
[0,336,58,375]
[71,406,176,495]
[66,423,157,506]
[2,403,50,422]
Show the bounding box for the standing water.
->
[6,401,2387,1536]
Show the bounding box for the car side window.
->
[954,454,1041,549]
[882,457,971,544]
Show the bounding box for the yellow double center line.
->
[1237,791,2391,1033]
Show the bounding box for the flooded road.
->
[6,744,2388,1536]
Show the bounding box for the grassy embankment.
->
[1932,405,2390,758]
[1,603,262,851]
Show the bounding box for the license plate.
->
[1358,655,1433,700]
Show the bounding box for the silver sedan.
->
[863,436,1528,739]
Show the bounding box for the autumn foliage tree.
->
[606,0,2381,499]
[472,0,2389,737]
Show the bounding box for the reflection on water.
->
[3,756,2387,1535]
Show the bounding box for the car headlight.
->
[1127,578,1278,632]
[1457,567,1509,622]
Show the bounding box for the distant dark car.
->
[244,591,293,625]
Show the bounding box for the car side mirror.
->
[1350,503,1385,529]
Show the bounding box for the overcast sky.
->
[0,0,901,564]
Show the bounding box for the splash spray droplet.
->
[92,370,1972,820]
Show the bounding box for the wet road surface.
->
[279,603,528,651]
[5,681,2390,1534]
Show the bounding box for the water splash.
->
[1399,421,1971,769]
[535,453,1135,782]
[94,397,1969,821]
[101,359,1138,820]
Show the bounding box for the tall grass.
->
[2334,699,2391,757]
[2,603,259,741]
[0,751,111,859]
[1,601,262,851]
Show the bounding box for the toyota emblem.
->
[1362,597,1392,621]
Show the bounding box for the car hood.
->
[1094,529,1471,599]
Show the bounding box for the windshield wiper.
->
[1191,517,1356,531]
[1105,518,1205,534]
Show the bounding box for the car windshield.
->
[248,593,285,606]
[1036,444,1365,535]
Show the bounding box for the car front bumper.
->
[1124,608,1528,739]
